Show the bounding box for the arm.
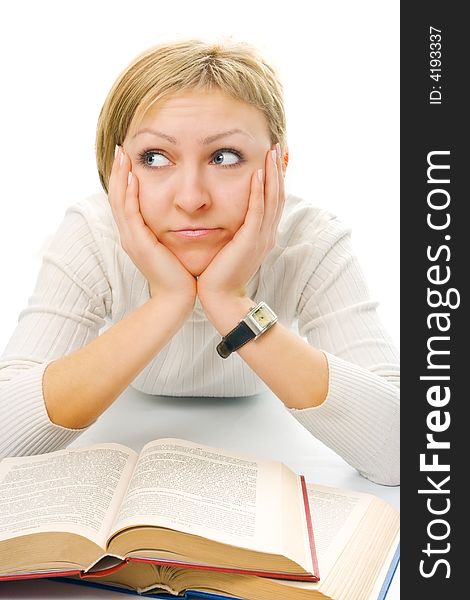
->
[44,147,198,430]
[197,145,328,407]
[43,292,193,429]
[201,295,329,409]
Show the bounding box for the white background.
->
[0,0,399,350]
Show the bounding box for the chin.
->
[178,252,213,278]
[187,262,211,278]
[168,240,226,277]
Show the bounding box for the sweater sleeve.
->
[0,207,112,458]
[287,220,400,486]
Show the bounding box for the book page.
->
[110,438,304,561]
[306,483,374,574]
[269,484,392,595]
[0,444,137,548]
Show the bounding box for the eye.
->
[137,150,171,169]
[210,148,244,168]
[136,147,245,170]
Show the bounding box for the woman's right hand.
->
[108,146,197,311]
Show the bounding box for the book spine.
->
[80,558,129,578]
[300,474,320,580]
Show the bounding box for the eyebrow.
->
[131,128,253,144]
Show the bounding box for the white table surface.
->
[0,387,399,599]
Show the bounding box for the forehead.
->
[132,89,270,139]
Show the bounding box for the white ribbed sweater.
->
[0,192,399,485]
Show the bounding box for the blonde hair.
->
[95,38,286,193]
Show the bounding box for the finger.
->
[123,170,147,230]
[123,172,159,248]
[108,147,130,221]
[272,143,286,230]
[259,147,280,239]
[238,168,265,239]
[108,146,125,206]
[107,147,133,250]
[111,147,143,249]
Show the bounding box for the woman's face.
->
[123,89,273,276]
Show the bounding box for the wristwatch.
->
[216,301,278,359]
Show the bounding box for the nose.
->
[173,164,211,213]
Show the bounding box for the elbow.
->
[361,377,400,486]
[360,462,400,487]
[0,361,84,458]
[359,427,400,487]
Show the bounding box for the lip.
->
[171,228,221,239]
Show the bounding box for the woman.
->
[0,38,399,485]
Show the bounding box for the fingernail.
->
[120,149,125,167]
[276,143,281,158]
[257,168,263,182]
[114,144,119,159]
[270,150,277,164]
[128,171,133,186]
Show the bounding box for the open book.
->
[0,438,317,584]
[64,483,399,600]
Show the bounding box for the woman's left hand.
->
[197,144,285,307]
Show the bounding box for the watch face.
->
[245,303,278,335]
[252,304,276,327]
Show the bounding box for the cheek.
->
[213,176,251,226]
[138,203,165,240]
[135,175,169,231]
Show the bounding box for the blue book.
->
[53,580,240,599]
[377,543,400,600]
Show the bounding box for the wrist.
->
[199,293,255,336]
[148,291,195,321]
[215,300,279,358]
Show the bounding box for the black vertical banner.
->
[401,2,465,597]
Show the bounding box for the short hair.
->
[95,38,286,193]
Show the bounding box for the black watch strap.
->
[216,321,256,358]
